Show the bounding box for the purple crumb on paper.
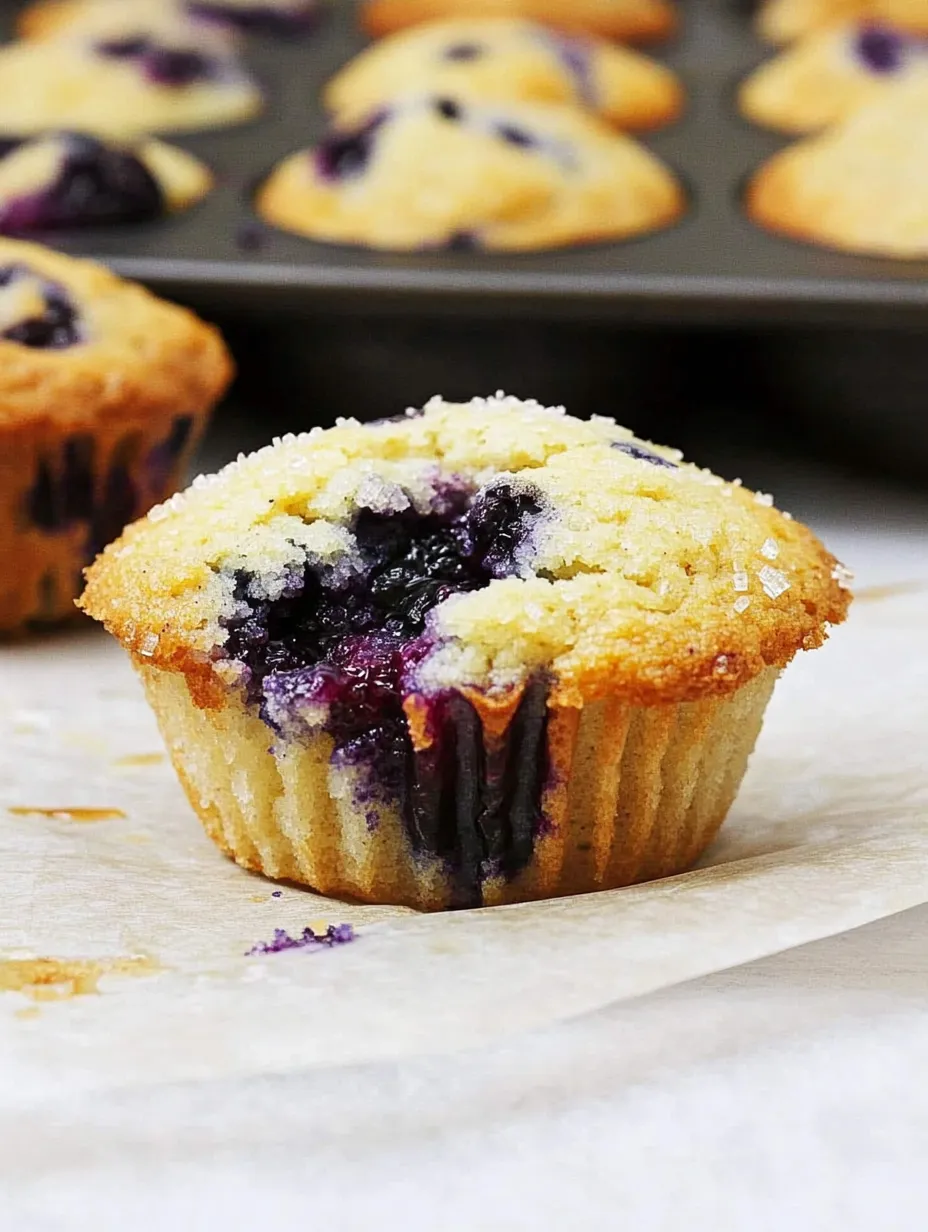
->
[271,889,282,897]
[246,922,356,955]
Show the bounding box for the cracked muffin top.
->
[81,394,850,711]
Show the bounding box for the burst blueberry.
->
[855,23,908,74]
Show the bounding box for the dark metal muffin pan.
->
[2,0,927,325]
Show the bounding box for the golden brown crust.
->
[361,0,678,43]
[16,0,73,38]
[0,239,232,432]
[745,78,928,259]
[81,396,849,710]
[257,96,684,252]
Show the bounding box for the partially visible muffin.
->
[747,75,928,257]
[0,132,211,234]
[0,36,262,138]
[19,0,323,41]
[757,0,928,44]
[744,76,926,257]
[325,19,683,131]
[362,0,678,44]
[81,394,850,911]
[740,21,928,132]
[257,94,684,250]
[0,238,232,633]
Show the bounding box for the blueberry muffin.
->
[0,132,211,234]
[326,19,683,132]
[20,0,323,41]
[0,238,232,634]
[0,37,262,138]
[740,22,928,132]
[80,394,850,911]
[747,75,928,257]
[18,0,235,47]
[362,0,678,44]
[256,94,684,250]
[758,0,928,44]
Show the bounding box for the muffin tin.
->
[2,0,928,325]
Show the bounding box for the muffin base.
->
[137,660,779,911]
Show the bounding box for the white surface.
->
[2,464,927,1230]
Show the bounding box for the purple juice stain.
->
[222,480,551,905]
[0,133,164,235]
[854,23,908,73]
[611,440,678,469]
[187,0,323,37]
[0,265,81,348]
[144,415,194,493]
[24,416,191,564]
[541,30,595,107]
[246,922,355,955]
[314,111,387,181]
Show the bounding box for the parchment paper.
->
[1,577,927,1111]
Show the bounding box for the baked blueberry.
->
[0,133,212,235]
[740,20,928,133]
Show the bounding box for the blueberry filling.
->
[0,265,81,349]
[854,23,908,73]
[443,42,484,62]
[0,134,164,234]
[222,481,550,904]
[186,0,322,36]
[315,111,387,181]
[611,440,678,469]
[96,37,218,86]
[434,97,462,121]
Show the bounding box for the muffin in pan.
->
[81,394,850,911]
[325,18,683,131]
[757,0,928,44]
[0,132,212,234]
[19,0,323,41]
[740,21,928,133]
[747,75,928,258]
[256,94,684,251]
[362,0,678,44]
[0,37,262,138]
[0,238,232,634]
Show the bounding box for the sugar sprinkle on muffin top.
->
[82,393,849,709]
